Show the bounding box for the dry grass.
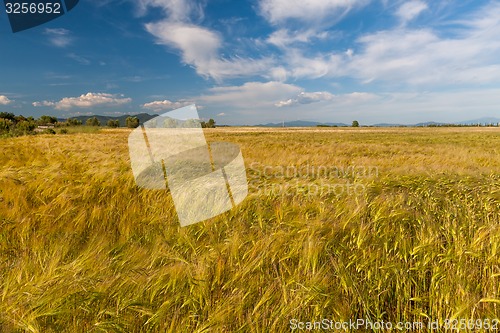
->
[0,127,499,332]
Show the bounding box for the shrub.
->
[86,117,101,126]
[201,118,216,128]
[126,117,140,128]
[107,120,120,128]
[67,118,83,126]
[0,118,13,132]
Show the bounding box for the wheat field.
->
[0,127,499,332]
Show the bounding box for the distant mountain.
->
[414,121,448,127]
[257,120,348,127]
[60,114,500,128]
[68,113,158,127]
[458,117,500,125]
[374,118,500,127]
[372,123,407,127]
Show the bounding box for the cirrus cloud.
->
[44,28,73,47]
[275,91,334,107]
[200,81,301,109]
[145,21,273,82]
[396,1,428,24]
[141,0,274,82]
[259,0,370,25]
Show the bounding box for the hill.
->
[257,120,349,127]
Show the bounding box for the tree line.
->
[0,112,217,137]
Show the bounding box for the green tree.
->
[0,112,16,122]
[201,118,216,128]
[86,117,101,126]
[126,116,140,128]
[0,118,13,132]
[16,120,36,133]
[107,119,120,128]
[67,118,82,126]
[352,120,359,127]
[15,115,27,123]
[38,115,58,125]
[43,128,56,134]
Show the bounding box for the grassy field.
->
[0,127,499,332]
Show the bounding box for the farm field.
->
[0,127,499,332]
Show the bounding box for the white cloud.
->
[259,0,370,25]
[200,81,301,109]
[33,93,132,110]
[273,88,500,125]
[135,0,203,21]
[275,91,334,107]
[143,1,273,81]
[217,112,226,116]
[268,66,288,81]
[286,50,345,79]
[0,95,12,105]
[349,3,500,86]
[272,2,492,87]
[44,28,72,47]
[254,1,500,87]
[32,101,55,107]
[267,29,329,48]
[142,99,192,111]
[67,53,91,65]
[396,1,428,24]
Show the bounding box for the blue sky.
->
[1,0,500,125]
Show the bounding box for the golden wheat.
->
[0,127,499,332]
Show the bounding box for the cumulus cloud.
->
[33,93,132,110]
[142,99,192,111]
[44,28,72,47]
[275,91,334,107]
[0,95,12,105]
[32,101,56,107]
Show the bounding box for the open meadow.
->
[1,127,499,332]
